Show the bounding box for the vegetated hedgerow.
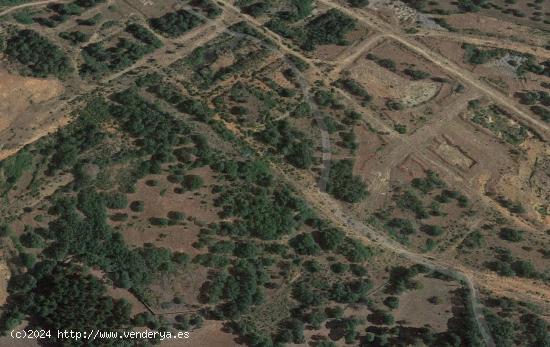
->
[5,29,73,78]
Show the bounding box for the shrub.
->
[130,200,145,212]
[499,227,524,242]
[348,0,369,7]
[403,68,430,80]
[383,296,399,309]
[183,175,204,191]
[421,224,444,237]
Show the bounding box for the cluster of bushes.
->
[326,160,368,203]
[211,160,311,240]
[0,150,32,192]
[192,0,223,18]
[348,0,369,7]
[5,29,73,78]
[150,10,204,37]
[385,265,426,294]
[80,24,162,76]
[457,0,487,13]
[0,262,134,343]
[470,104,528,145]
[499,227,524,242]
[59,30,89,45]
[257,120,314,169]
[516,90,550,122]
[268,9,357,52]
[337,78,372,105]
[463,44,505,65]
[367,53,397,72]
[126,23,163,49]
[485,248,542,279]
[289,222,371,262]
[33,0,105,28]
[412,172,467,203]
[495,195,526,214]
[45,190,182,295]
[302,9,357,51]
[48,98,110,172]
[147,82,213,121]
[202,259,267,319]
[111,88,192,161]
[397,190,428,219]
[403,68,430,80]
[184,24,270,89]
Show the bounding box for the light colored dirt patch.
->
[107,287,149,316]
[394,276,460,333]
[149,266,209,309]
[0,259,10,307]
[348,60,439,107]
[492,140,550,227]
[400,81,440,107]
[271,70,294,90]
[210,52,236,72]
[430,136,476,171]
[0,70,64,160]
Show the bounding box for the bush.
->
[383,296,399,309]
[348,0,369,7]
[421,224,444,237]
[499,227,524,242]
[126,23,163,48]
[183,175,204,191]
[130,200,145,212]
[403,68,430,80]
[463,44,504,65]
[0,224,13,237]
[20,232,45,248]
[59,31,89,45]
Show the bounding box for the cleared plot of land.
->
[0,69,65,160]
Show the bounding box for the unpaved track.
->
[317,0,549,142]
